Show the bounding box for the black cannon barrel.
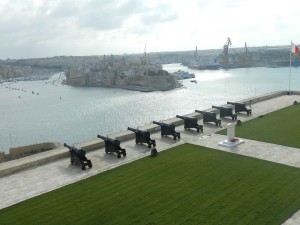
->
[153,121,164,126]
[127,127,150,136]
[97,134,120,145]
[97,134,109,141]
[227,101,235,105]
[227,101,244,106]
[212,105,233,111]
[195,110,204,114]
[196,110,217,115]
[64,143,79,151]
[128,127,139,133]
[176,115,188,120]
[212,105,223,110]
[153,121,174,128]
[128,127,149,134]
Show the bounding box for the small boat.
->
[172,70,195,80]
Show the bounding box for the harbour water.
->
[1,64,299,152]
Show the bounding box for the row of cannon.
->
[64,101,252,170]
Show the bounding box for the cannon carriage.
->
[64,143,92,170]
[195,110,221,126]
[127,127,156,148]
[227,102,252,115]
[212,105,237,120]
[153,121,180,140]
[97,135,126,158]
[176,115,203,132]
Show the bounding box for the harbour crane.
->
[223,37,232,68]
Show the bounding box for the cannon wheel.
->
[122,150,127,157]
[178,135,181,139]
[81,165,86,170]
[148,144,151,148]
[173,136,177,140]
[153,143,156,147]
[88,160,92,168]
[197,128,200,133]
[117,152,121,158]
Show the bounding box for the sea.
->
[1,64,299,153]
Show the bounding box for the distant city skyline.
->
[0,0,299,59]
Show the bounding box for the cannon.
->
[227,102,252,115]
[176,115,203,132]
[127,127,156,148]
[153,121,180,140]
[97,135,126,158]
[195,110,221,126]
[212,105,237,120]
[64,143,92,170]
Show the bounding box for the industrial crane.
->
[223,37,232,68]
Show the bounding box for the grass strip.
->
[0,144,299,225]
[218,104,300,148]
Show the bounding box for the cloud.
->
[0,0,299,59]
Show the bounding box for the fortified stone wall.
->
[0,142,62,162]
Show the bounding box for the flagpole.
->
[289,41,292,93]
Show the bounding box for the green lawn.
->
[219,104,300,148]
[1,144,300,225]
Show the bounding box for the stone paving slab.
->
[191,134,300,168]
[1,94,300,224]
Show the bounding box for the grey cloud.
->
[0,0,179,58]
[49,0,177,31]
[49,0,80,18]
[126,3,178,35]
[140,10,178,25]
[77,0,147,30]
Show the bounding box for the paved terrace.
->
[1,91,300,224]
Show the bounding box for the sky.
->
[0,0,299,59]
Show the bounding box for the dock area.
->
[1,91,300,224]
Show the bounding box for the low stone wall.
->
[9,142,62,158]
[239,90,288,105]
[0,142,62,163]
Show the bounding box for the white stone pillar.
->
[227,123,235,142]
[218,122,245,148]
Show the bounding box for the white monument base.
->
[219,122,245,148]
[218,139,245,148]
